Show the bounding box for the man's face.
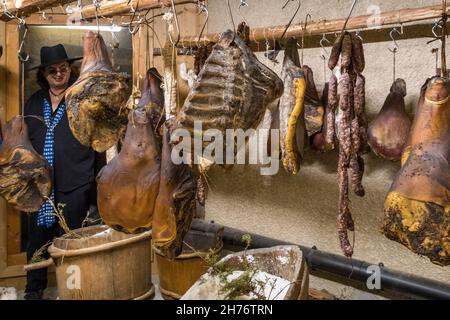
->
[42,62,71,89]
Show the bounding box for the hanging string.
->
[392,48,396,82]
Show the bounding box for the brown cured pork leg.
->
[96,108,161,234]
[383,77,450,266]
[153,125,197,258]
[0,116,52,212]
[137,67,165,136]
[368,78,410,161]
[66,31,129,153]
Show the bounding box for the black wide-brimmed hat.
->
[28,44,82,71]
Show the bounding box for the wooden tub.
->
[155,222,224,299]
[47,225,153,300]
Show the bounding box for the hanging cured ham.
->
[311,83,336,152]
[0,116,51,212]
[278,38,306,175]
[368,78,411,161]
[177,30,283,166]
[96,107,161,234]
[383,76,450,266]
[153,125,197,258]
[66,31,129,153]
[302,65,324,137]
[137,67,165,135]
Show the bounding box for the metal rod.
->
[191,219,450,300]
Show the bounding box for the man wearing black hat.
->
[24,44,104,299]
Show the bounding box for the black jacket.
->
[24,89,99,193]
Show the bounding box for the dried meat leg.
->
[302,65,325,137]
[0,116,51,212]
[383,76,450,266]
[66,31,129,152]
[96,107,161,233]
[153,125,197,258]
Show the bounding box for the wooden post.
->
[0,20,7,273]
[5,22,21,258]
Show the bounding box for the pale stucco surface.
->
[203,0,450,294]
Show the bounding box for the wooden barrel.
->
[48,225,154,300]
[155,222,224,299]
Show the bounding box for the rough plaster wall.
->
[203,0,450,293]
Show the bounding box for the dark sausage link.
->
[340,34,353,71]
[328,33,344,70]
[351,34,365,74]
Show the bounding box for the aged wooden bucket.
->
[47,225,154,300]
[155,222,224,299]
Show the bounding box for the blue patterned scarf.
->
[37,98,66,228]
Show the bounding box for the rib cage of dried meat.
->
[383,77,450,266]
[66,31,129,153]
[0,116,52,212]
[176,30,283,170]
[328,32,368,257]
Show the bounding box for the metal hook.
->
[320,33,331,57]
[355,30,363,41]
[341,0,358,34]
[279,0,301,42]
[2,0,16,20]
[17,20,29,62]
[196,1,208,46]
[432,21,443,38]
[167,0,181,46]
[37,7,47,20]
[300,13,311,66]
[226,0,236,41]
[238,0,249,26]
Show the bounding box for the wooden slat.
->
[7,253,26,266]
[5,22,21,256]
[178,3,450,47]
[0,21,6,273]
